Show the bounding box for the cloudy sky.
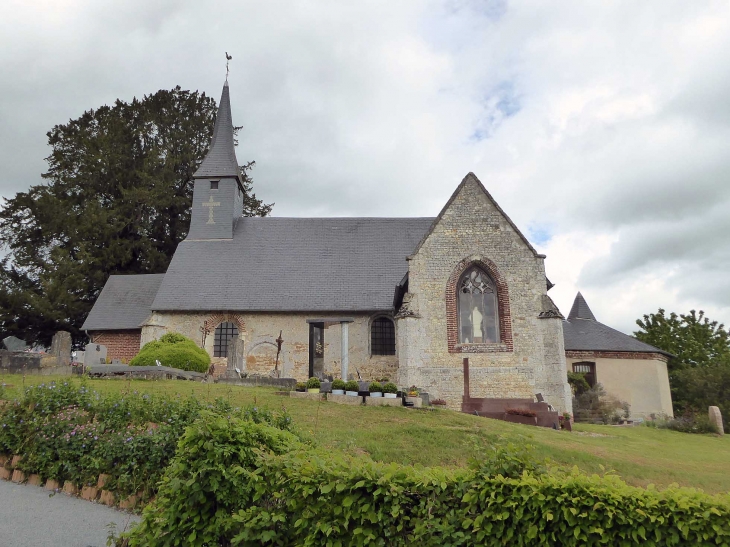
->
[1,0,729,334]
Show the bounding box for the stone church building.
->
[83,80,673,417]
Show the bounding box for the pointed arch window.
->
[214,322,238,357]
[458,267,499,344]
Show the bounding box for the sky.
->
[1,0,729,335]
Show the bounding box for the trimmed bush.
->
[369,381,383,393]
[123,417,730,547]
[130,333,210,373]
[383,382,398,394]
[345,380,359,392]
[331,379,346,390]
[306,377,321,389]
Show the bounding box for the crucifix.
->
[225,52,232,82]
[203,195,221,224]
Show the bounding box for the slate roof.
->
[563,293,670,355]
[82,274,165,331]
[193,82,241,181]
[150,217,435,312]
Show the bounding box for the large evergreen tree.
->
[0,87,272,347]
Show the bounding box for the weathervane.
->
[225,52,232,82]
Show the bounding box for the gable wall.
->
[399,176,571,411]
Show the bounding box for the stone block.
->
[119,494,139,510]
[50,331,72,366]
[45,479,60,491]
[365,396,402,407]
[84,343,107,366]
[11,469,26,483]
[0,467,11,480]
[97,473,111,488]
[81,486,99,501]
[327,393,363,405]
[99,490,115,506]
[11,455,22,468]
[62,481,78,495]
[27,474,42,486]
[709,406,724,435]
[0,454,8,466]
[405,396,422,408]
[289,391,324,401]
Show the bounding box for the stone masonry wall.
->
[89,331,142,363]
[398,174,572,413]
[141,312,398,383]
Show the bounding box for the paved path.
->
[0,480,140,547]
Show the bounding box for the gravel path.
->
[0,479,140,547]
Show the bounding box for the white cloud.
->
[1,0,729,332]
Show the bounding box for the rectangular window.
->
[572,362,596,387]
[210,180,219,190]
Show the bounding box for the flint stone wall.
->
[397,176,571,413]
[141,311,398,383]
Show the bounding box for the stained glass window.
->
[458,267,499,344]
[371,317,396,355]
[214,322,238,357]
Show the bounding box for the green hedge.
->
[125,415,730,547]
[130,332,210,373]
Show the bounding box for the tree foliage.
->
[634,309,730,370]
[0,86,272,347]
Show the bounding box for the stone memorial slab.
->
[50,331,72,366]
[709,406,724,435]
[3,336,28,352]
[226,338,245,378]
[84,343,107,366]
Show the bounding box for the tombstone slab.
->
[50,331,72,366]
[225,338,244,378]
[3,336,28,352]
[84,343,107,366]
[709,406,724,435]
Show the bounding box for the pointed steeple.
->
[194,82,241,182]
[568,292,596,321]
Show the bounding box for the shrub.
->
[567,371,590,395]
[572,383,627,424]
[295,382,306,392]
[383,382,398,394]
[306,377,321,389]
[671,366,730,433]
[130,333,210,373]
[368,381,383,393]
[650,411,720,434]
[331,379,346,390]
[344,380,359,392]
[122,416,730,547]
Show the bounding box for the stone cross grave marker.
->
[3,336,28,352]
[84,343,107,366]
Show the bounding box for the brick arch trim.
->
[201,313,247,344]
[445,257,513,353]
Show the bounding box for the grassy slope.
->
[2,374,729,494]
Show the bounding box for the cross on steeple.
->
[203,195,221,224]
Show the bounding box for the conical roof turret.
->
[194,82,241,182]
[568,292,596,321]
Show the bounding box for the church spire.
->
[194,82,241,182]
[568,292,596,321]
[187,80,245,240]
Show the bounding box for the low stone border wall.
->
[217,376,297,389]
[0,454,144,512]
[288,392,407,407]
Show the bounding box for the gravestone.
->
[709,406,724,435]
[84,343,107,366]
[3,336,28,352]
[74,351,85,365]
[50,331,72,366]
[226,338,244,378]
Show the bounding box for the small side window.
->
[210,180,219,190]
[573,362,596,387]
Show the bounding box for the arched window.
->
[458,267,499,344]
[371,317,396,356]
[214,322,238,357]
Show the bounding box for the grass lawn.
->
[2,374,729,494]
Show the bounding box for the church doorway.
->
[309,322,324,378]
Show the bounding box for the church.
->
[82,80,673,418]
